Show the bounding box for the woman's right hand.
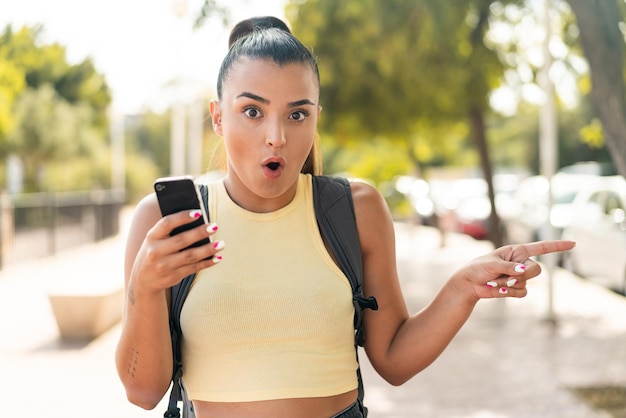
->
[127,196,223,295]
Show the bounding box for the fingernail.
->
[207,223,218,232]
[514,264,526,273]
[213,240,225,250]
[506,278,518,287]
[499,287,508,295]
[189,210,201,218]
[486,281,498,288]
[213,255,223,263]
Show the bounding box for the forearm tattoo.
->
[128,286,136,305]
[127,347,139,378]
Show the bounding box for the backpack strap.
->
[311,175,378,415]
[164,184,209,418]
[311,176,378,344]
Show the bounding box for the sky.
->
[0,0,287,114]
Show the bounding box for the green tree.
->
[0,24,112,192]
[488,1,611,172]
[286,0,511,245]
[55,58,111,129]
[287,1,469,141]
[0,61,24,154]
[564,0,626,177]
[9,84,102,191]
[0,28,27,153]
[1,25,110,113]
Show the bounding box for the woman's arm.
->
[351,181,574,385]
[115,194,221,409]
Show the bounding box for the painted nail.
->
[213,240,225,251]
[506,278,518,287]
[207,223,218,233]
[514,264,526,273]
[213,255,223,263]
[189,210,201,218]
[499,287,508,295]
[486,281,498,288]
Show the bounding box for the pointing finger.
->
[521,240,576,258]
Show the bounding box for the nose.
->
[265,118,286,148]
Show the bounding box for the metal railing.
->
[0,189,126,269]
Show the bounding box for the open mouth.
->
[262,158,285,178]
[266,162,280,171]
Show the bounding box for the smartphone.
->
[154,175,211,252]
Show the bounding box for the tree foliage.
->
[287,1,469,137]
[0,24,112,192]
[285,0,514,244]
[285,0,510,175]
[10,85,102,190]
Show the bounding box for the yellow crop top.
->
[180,174,358,402]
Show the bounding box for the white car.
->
[560,175,626,294]
[502,173,602,244]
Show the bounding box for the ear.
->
[209,100,223,136]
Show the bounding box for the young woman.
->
[115,16,575,418]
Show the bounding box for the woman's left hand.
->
[457,240,576,300]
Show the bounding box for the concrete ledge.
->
[47,281,124,340]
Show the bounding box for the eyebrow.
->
[236,92,316,107]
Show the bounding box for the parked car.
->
[427,175,521,240]
[560,175,626,294]
[501,173,601,244]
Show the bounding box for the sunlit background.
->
[0,0,287,114]
[1,0,623,260]
[1,0,624,260]
[1,1,626,416]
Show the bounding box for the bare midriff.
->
[192,389,358,418]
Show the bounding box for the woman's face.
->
[210,58,321,212]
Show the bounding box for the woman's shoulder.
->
[135,192,161,216]
[128,192,163,235]
[347,179,394,252]
[348,179,386,209]
[313,175,385,211]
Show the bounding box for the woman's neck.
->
[222,174,300,213]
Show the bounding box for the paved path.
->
[363,223,626,417]
[1,209,625,417]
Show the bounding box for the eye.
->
[289,110,309,122]
[243,107,262,119]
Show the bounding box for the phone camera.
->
[156,184,165,192]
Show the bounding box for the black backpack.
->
[164,175,379,418]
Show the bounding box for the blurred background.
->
[1,0,625,289]
[2,0,624,294]
[1,1,626,416]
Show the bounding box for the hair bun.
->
[228,16,292,48]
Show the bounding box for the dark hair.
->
[217,16,322,175]
[217,16,320,100]
[227,16,292,48]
